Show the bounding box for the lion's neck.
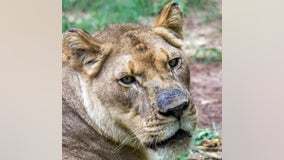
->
[63,64,118,140]
[63,98,150,160]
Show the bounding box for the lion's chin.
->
[145,129,191,150]
[143,129,192,159]
[154,136,191,160]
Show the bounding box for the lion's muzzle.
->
[157,88,189,119]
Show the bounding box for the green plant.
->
[160,125,221,160]
[193,122,221,146]
[191,47,222,63]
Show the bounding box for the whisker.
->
[112,127,147,159]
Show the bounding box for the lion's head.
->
[62,2,197,159]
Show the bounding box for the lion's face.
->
[62,2,197,158]
[94,31,196,150]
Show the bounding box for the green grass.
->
[62,0,220,33]
[63,0,153,33]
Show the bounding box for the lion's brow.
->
[157,48,169,61]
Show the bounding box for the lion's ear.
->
[152,1,184,47]
[62,28,110,77]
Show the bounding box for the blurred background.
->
[63,0,222,159]
[63,0,221,62]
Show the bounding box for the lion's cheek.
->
[180,105,198,132]
[109,107,142,130]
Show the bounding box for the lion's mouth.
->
[145,129,191,150]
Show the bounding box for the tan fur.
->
[62,1,197,160]
[153,2,184,39]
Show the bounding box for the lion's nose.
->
[158,102,188,119]
[157,89,189,119]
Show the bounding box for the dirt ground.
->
[190,62,222,128]
[183,0,222,129]
[182,2,222,159]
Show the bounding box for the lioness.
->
[62,1,197,160]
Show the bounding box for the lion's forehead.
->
[109,32,183,75]
[111,47,175,78]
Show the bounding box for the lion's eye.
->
[168,58,180,68]
[119,75,136,85]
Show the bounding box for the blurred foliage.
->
[193,126,221,146]
[192,47,222,63]
[62,0,220,33]
[63,0,154,33]
[160,124,221,160]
